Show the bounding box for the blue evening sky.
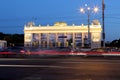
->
[0,0,119,41]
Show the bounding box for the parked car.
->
[91,48,108,52]
[89,47,120,54]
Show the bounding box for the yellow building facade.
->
[24,20,102,49]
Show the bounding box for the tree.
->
[0,32,24,46]
[0,32,4,40]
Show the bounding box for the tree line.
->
[0,32,24,46]
[106,39,120,48]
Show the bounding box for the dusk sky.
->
[0,0,119,41]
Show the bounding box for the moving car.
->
[8,46,28,54]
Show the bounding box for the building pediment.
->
[54,22,67,27]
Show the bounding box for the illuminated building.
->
[24,20,102,49]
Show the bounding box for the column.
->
[55,33,58,47]
[30,33,33,47]
[30,42,32,47]
[64,33,67,47]
[82,33,84,47]
[39,33,41,47]
[72,33,75,49]
[47,33,50,48]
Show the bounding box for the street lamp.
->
[102,0,105,48]
[80,4,99,48]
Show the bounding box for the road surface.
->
[0,57,120,80]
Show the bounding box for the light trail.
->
[0,64,72,69]
[60,61,120,65]
[0,58,120,62]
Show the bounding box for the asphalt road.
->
[0,57,120,80]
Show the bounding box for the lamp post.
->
[80,4,99,48]
[102,0,105,48]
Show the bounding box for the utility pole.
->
[87,11,90,48]
[102,0,105,48]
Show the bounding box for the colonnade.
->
[25,33,89,48]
